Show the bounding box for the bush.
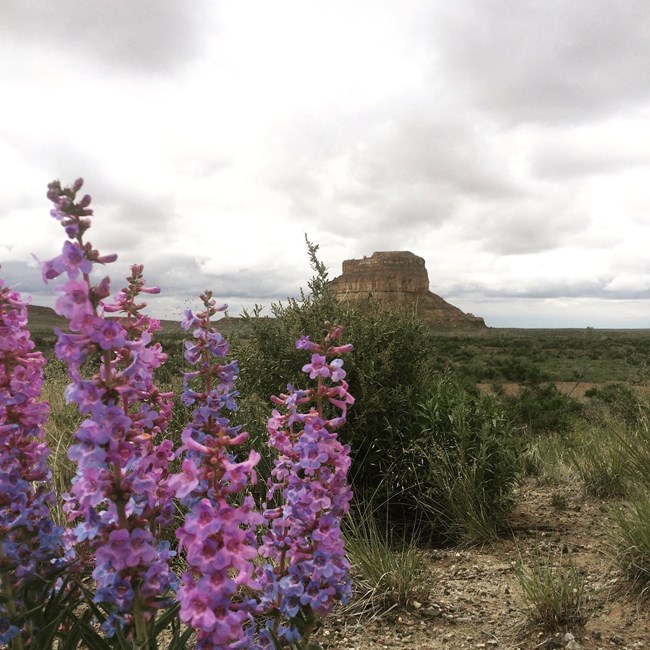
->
[567,416,631,499]
[507,384,583,435]
[585,382,647,425]
[568,405,650,499]
[234,243,523,545]
[397,373,522,545]
[523,434,573,484]
[234,240,437,509]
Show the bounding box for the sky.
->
[1,1,649,329]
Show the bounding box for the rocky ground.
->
[314,480,649,650]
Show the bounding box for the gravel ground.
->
[313,480,650,650]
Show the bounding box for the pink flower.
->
[302,353,330,379]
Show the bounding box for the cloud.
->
[0,1,210,73]
[267,102,525,255]
[431,0,650,124]
[466,198,590,256]
[0,261,47,299]
[1,0,649,328]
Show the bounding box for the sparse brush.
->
[344,503,423,618]
[610,493,650,597]
[397,374,522,546]
[524,434,573,485]
[567,417,630,499]
[611,409,650,496]
[516,546,588,630]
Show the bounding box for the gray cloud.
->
[269,105,523,250]
[141,255,300,303]
[0,261,47,299]
[0,1,210,73]
[2,0,649,329]
[467,200,590,256]
[531,142,650,179]
[431,0,650,124]
[445,274,645,301]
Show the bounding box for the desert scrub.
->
[516,547,587,630]
[523,433,573,485]
[235,239,439,529]
[397,373,522,545]
[506,383,583,436]
[566,415,631,499]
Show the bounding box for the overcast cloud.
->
[1,0,649,327]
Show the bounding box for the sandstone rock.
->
[329,251,485,328]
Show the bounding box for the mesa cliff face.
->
[329,251,485,328]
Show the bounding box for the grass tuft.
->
[344,502,423,618]
[516,546,587,630]
[610,493,650,598]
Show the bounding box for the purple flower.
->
[0,279,63,643]
[60,240,93,277]
[302,353,329,379]
[171,291,262,649]
[258,323,354,643]
[42,180,177,638]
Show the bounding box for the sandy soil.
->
[314,480,650,650]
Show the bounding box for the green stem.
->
[0,560,25,650]
[132,590,148,650]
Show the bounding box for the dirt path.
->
[315,480,649,650]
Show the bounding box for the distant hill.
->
[25,305,66,334]
[25,304,250,338]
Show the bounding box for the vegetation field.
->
[25,285,650,649]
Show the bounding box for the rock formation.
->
[329,251,485,328]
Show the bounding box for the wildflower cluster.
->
[43,180,177,638]
[0,279,62,646]
[0,178,357,649]
[259,324,354,645]
[170,292,263,649]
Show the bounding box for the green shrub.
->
[397,373,522,545]
[233,240,438,511]
[233,242,522,543]
[568,405,650,499]
[608,406,650,496]
[585,383,647,424]
[523,434,573,484]
[507,384,583,435]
